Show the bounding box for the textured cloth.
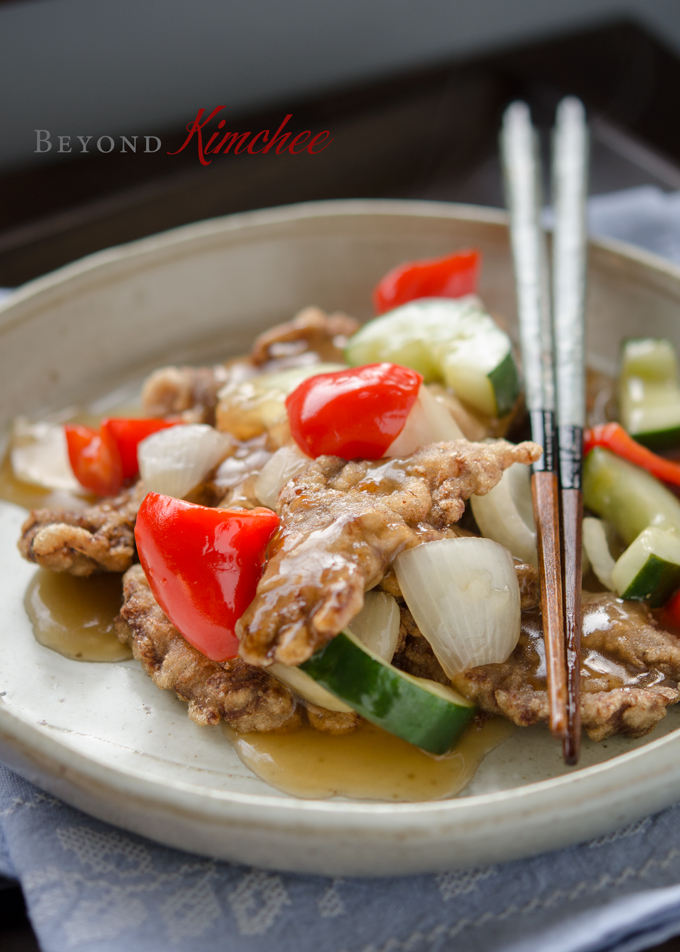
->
[3,186,680,952]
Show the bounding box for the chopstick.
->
[552,98,589,765]
[500,102,567,742]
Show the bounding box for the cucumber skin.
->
[620,554,680,607]
[488,350,521,418]
[300,632,474,755]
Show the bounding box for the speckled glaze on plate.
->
[2,200,680,877]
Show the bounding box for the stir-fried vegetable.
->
[372,248,480,314]
[64,417,176,496]
[101,418,176,480]
[135,493,280,661]
[393,537,521,676]
[470,462,537,567]
[582,517,617,591]
[10,419,83,493]
[255,444,310,509]
[300,629,475,754]
[285,363,422,459]
[612,527,680,606]
[65,423,123,497]
[270,591,401,712]
[619,338,680,450]
[584,423,680,487]
[138,424,230,498]
[347,591,401,662]
[345,297,520,417]
[582,447,680,545]
[385,383,464,457]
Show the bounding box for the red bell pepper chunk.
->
[373,248,481,314]
[285,363,422,460]
[101,418,176,480]
[135,493,280,662]
[64,424,124,497]
[584,423,680,487]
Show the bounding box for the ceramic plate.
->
[2,200,680,877]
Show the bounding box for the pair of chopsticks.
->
[500,98,589,765]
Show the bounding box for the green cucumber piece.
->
[300,629,475,755]
[619,338,680,450]
[583,447,680,545]
[612,527,680,606]
[345,297,520,417]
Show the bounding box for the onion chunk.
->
[470,461,537,567]
[255,444,310,509]
[386,384,463,458]
[348,590,400,662]
[394,537,520,676]
[138,424,231,499]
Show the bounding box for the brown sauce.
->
[24,569,132,662]
[224,716,514,801]
[525,598,672,692]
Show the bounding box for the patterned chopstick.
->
[501,101,568,742]
[552,97,589,765]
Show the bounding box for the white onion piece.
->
[255,444,309,509]
[10,419,83,492]
[386,384,464,457]
[138,424,231,498]
[348,591,400,662]
[582,517,617,591]
[394,537,521,676]
[268,663,354,713]
[470,462,537,567]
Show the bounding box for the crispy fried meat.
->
[250,306,359,365]
[449,592,680,741]
[141,365,229,425]
[238,439,541,667]
[116,565,299,732]
[117,565,359,733]
[18,482,144,576]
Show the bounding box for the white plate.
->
[3,199,680,877]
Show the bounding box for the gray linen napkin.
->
[3,185,680,952]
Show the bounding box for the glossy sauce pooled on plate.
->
[224,716,514,801]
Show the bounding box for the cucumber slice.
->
[300,629,475,755]
[583,447,680,545]
[612,526,680,606]
[619,338,680,450]
[345,297,520,417]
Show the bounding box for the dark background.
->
[3,10,680,952]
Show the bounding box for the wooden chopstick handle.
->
[561,487,583,765]
[532,471,567,739]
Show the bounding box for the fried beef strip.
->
[18,482,144,576]
[142,365,229,425]
[116,565,358,733]
[250,306,359,365]
[238,439,541,667]
[447,592,680,741]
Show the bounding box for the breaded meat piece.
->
[116,565,359,733]
[238,439,541,667]
[18,482,144,576]
[142,365,229,425]
[449,592,680,741]
[250,306,359,365]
